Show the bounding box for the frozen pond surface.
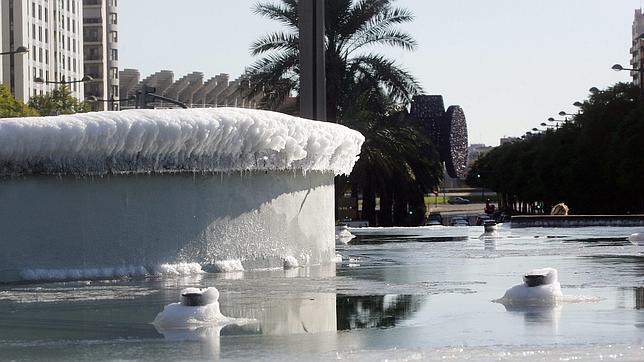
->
[1,226,644,360]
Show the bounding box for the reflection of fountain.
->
[636,287,644,310]
[0,108,364,283]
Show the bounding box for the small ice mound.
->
[332,254,343,263]
[335,225,356,245]
[479,220,500,240]
[494,268,563,306]
[153,287,225,329]
[153,263,204,276]
[283,256,299,269]
[211,260,244,273]
[629,233,644,246]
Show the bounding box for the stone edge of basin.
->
[510,215,644,228]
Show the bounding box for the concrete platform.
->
[511,215,644,228]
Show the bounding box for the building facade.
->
[1,0,85,102]
[82,0,117,110]
[631,9,644,87]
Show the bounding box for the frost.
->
[0,108,364,177]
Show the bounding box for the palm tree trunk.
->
[362,183,376,226]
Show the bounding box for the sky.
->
[119,0,642,146]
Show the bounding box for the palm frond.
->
[250,32,299,56]
[351,54,422,104]
[252,1,298,29]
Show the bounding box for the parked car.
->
[425,213,443,226]
[451,216,470,226]
[476,214,491,226]
[447,196,470,205]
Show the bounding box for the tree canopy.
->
[249,0,422,122]
[468,83,644,215]
[28,85,89,116]
[0,84,39,118]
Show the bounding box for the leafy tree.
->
[249,0,421,122]
[28,85,89,116]
[469,82,644,215]
[0,84,39,117]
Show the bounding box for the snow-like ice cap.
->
[0,108,364,176]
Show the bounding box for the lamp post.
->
[87,95,135,111]
[612,63,644,96]
[0,46,29,56]
[1,46,29,95]
[547,117,565,128]
[34,75,94,86]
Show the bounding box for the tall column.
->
[298,0,326,121]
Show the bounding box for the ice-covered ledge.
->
[0,109,364,283]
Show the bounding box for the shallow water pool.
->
[1,226,643,360]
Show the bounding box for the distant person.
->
[484,199,496,215]
[550,203,569,216]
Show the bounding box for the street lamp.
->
[589,87,600,94]
[573,101,583,108]
[87,95,135,111]
[0,46,29,56]
[34,75,94,85]
[612,63,644,94]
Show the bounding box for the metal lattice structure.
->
[410,95,469,179]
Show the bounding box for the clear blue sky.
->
[120,0,641,146]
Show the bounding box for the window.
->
[110,49,118,61]
[110,31,118,43]
[73,59,76,72]
[72,20,76,33]
[38,5,42,20]
[45,29,48,43]
[72,0,76,13]
[39,48,43,62]
[45,50,49,64]
[110,13,117,24]
[45,8,48,22]
[38,26,42,41]
[32,2,36,17]
[32,24,36,39]
[32,46,36,60]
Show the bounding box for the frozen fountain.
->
[0,108,364,283]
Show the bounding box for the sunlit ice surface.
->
[1,225,644,360]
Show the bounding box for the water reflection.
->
[635,287,644,310]
[336,295,420,330]
[501,304,562,332]
[351,234,468,244]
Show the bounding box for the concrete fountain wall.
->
[0,108,364,283]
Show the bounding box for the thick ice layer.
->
[0,108,364,176]
[0,171,336,283]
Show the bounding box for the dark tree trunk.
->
[362,182,376,227]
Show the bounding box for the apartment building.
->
[82,0,117,110]
[1,0,85,102]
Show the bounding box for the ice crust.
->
[0,108,364,176]
[20,263,204,281]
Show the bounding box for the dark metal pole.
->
[298,0,326,121]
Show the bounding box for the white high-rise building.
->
[82,0,118,110]
[631,9,644,87]
[1,0,85,102]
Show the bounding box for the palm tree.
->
[249,0,421,123]
[346,89,442,226]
